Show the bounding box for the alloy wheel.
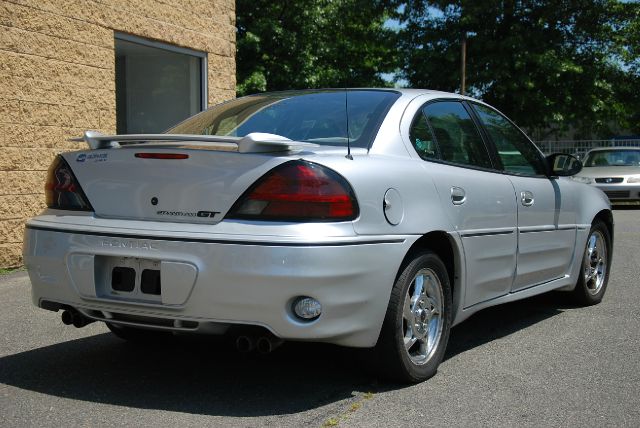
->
[583,230,607,296]
[402,268,444,365]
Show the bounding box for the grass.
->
[349,402,362,412]
[323,418,340,427]
[322,391,376,427]
[0,266,25,275]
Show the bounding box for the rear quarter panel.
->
[300,154,454,237]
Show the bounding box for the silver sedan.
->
[23,89,613,383]
[572,147,640,204]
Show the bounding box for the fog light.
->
[293,296,322,320]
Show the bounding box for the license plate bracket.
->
[94,256,163,303]
[112,266,136,292]
[140,269,162,295]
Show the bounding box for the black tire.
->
[571,220,612,306]
[106,322,172,343]
[375,251,452,383]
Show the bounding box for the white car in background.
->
[24,89,613,383]
[572,147,640,204]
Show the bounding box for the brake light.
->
[45,155,93,211]
[227,160,358,221]
[135,153,189,159]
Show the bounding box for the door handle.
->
[451,186,466,205]
[520,190,534,207]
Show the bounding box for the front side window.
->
[472,103,547,176]
[409,101,492,169]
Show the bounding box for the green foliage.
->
[0,267,25,275]
[398,0,640,139]
[236,1,639,138]
[236,0,399,96]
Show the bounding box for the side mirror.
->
[546,153,583,177]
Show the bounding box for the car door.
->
[470,103,577,291]
[408,100,518,308]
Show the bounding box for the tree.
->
[236,0,399,96]
[398,0,640,139]
[616,2,640,134]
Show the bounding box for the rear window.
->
[167,90,400,148]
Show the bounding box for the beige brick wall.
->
[0,0,236,267]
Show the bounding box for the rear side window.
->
[409,101,492,169]
[409,113,439,159]
[472,103,547,175]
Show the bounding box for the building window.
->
[114,33,207,134]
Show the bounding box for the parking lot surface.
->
[1,209,639,427]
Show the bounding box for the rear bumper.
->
[23,222,413,347]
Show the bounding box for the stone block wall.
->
[0,0,236,267]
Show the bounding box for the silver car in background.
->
[23,89,613,383]
[572,147,640,204]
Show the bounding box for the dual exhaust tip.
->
[61,309,283,353]
[235,334,284,354]
[61,309,94,328]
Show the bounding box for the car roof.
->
[241,88,489,117]
[244,88,469,100]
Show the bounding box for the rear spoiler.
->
[70,131,318,153]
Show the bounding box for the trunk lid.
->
[62,146,291,224]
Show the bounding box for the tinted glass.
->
[409,112,439,159]
[421,101,492,168]
[168,90,400,148]
[472,103,546,175]
[583,149,640,167]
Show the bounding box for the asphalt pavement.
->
[1,209,639,427]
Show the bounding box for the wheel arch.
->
[593,209,614,246]
[399,231,463,322]
[592,208,615,270]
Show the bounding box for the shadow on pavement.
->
[0,334,379,417]
[0,292,573,416]
[445,291,573,361]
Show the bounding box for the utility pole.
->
[461,32,467,95]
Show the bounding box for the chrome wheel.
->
[376,251,451,383]
[583,230,607,296]
[402,268,444,365]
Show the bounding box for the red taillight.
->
[227,161,358,221]
[45,156,93,211]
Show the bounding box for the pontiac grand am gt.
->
[23,89,612,383]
